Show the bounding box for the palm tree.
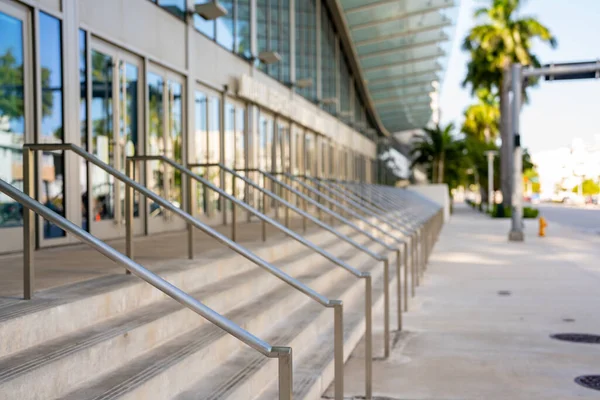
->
[462,0,556,208]
[410,123,463,184]
[462,88,500,143]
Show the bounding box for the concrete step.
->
[176,249,393,400]
[0,227,379,400]
[56,240,384,400]
[0,224,361,360]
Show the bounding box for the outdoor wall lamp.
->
[194,1,227,20]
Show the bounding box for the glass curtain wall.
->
[257,0,290,82]
[320,4,337,115]
[295,0,316,100]
[194,0,251,58]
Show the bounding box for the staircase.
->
[0,223,394,400]
[0,144,444,400]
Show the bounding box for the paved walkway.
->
[330,203,600,400]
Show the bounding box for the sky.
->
[439,0,600,155]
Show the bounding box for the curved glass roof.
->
[338,0,459,133]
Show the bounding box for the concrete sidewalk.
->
[328,203,600,400]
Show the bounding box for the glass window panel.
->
[0,11,25,229]
[224,103,235,199]
[157,0,186,19]
[39,12,65,238]
[147,72,164,218]
[169,81,182,207]
[91,50,113,222]
[234,106,245,200]
[79,29,88,230]
[235,0,251,58]
[208,97,220,211]
[194,91,207,214]
[295,0,316,100]
[216,0,234,50]
[194,1,216,39]
[320,4,337,115]
[257,0,290,82]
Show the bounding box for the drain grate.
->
[551,333,600,344]
[575,375,600,391]
[497,290,511,296]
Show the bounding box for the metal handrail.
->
[129,156,368,400]
[0,178,293,400]
[284,174,412,331]
[218,166,396,359]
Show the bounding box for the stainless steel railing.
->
[254,170,407,353]
[128,155,373,400]
[195,163,396,362]
[188,162,381,398]
[0,177,294,400]
[19,142,343,400]
[312,179,425,294]
[283,174,411,331]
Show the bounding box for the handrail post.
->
[125,159,134,270]
[333,301,344,400]
[383,258,390,358]
[276,347,293,400]
[186,173,194,259]
[365,276,373,400]
[23,147,35,300]
[261,189,267,242]
[232,174,237,242]
[403,243,409,311]
[285,175,290,229]
[396,249,402,331]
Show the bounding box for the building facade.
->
[0,0,455,253]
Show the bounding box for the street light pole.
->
[484,151,498,213]
[509,63,525,242]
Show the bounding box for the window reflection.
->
[208,97,220,211]
[194,91,208,214]
[194,1,215,39]
[224,103,235,199]
[236,0,251,58]
[90,50,114,221]
[79,29,88,231]
[157,0,186,19]
[257,0,290,82]
[295,0,317,100]
[216,0,234,51]
[0,11,25,229]
[234,107,246,201]
[39,12,66,239]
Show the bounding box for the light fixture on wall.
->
[294,78,313,88]
[319,97,338,106]
[258,51,282,64]
[194,1,227,20]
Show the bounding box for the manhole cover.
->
[551,333,600,344]
[575,375,600,391]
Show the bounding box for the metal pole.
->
[396,249,402,331]
[509,63,525,242]
[277,347,293,400]
[232,174,237,242]
[187,174,194,259]
[365,276,373,400]
[403,243,408,311]
[125,159,134,268]
[485,151,496,213]
[23,147,35,299]
[333,301,344,400]
[383,258,390,358]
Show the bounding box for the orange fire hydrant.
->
[539,217,547,237]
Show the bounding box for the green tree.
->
[462,88,500,143]
[410,123,464,184]
[462,0,556,208]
